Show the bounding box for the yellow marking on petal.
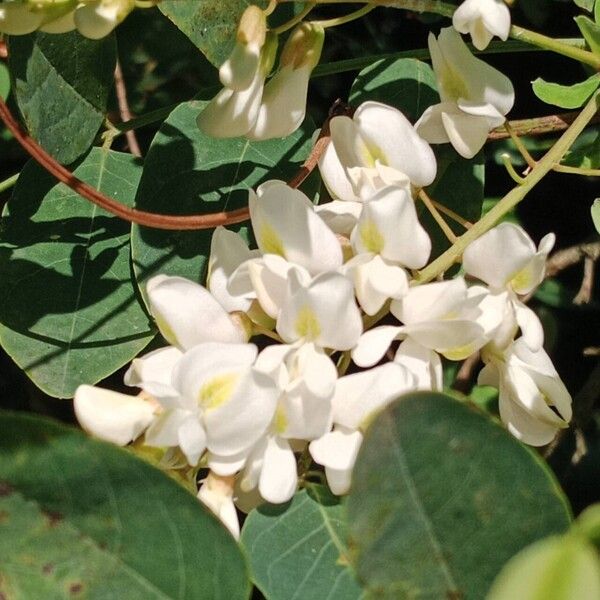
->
[439,66,469,102]
[364,143,388,167]
[442,344,476,361]
[295,306,321,341]
[272,404,288,435]
[258,223,285,257]
[198,372,239,410]
[509,268,532,293]
[359,220,385,254]
[155,315,178,346]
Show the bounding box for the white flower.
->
[393,338,443,391]
[74,385,157,446]
[197,473,240,540]
[319,101,437,202]
[144,342,279,467]
[277,270,363,350]
[146,275,249,350]
[453,0,511,51]
[0,1,76,34]
[480,339,572,446]
[247,22,324,140]
[463,222,555,350]
[415,27,514,158]
[310,362,418,495]
[74,0,134,39]
[353,278,501,366]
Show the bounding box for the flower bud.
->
[280,22,324,71]
[74,0,134,40]
[236,4,267,47]
[0,2,44,34]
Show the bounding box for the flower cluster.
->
[0,0,134,39]
[75,97,571,538]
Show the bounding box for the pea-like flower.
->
[453,0,511,51]
[415,27,514,158]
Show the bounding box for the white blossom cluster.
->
[0,0,134,39]
[75,95,572,538]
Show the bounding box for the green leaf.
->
[574,0,595,12]
[131,100,316,292]
[241,485,365,600]
[0,410,251,599]
[8,31,116,164]
[592,199,600,234]
[0,62,10,101]
[562,128,600,169]
[349,58,439,122]
[423,146,485,260]
[487,536,600,600]
[532,74,600,109]
[574,504,600,546]
[575,15,600,55]
[159,0,268,67]
[0,148,155,398]
[596,0,600,23]
[347,392,572,600]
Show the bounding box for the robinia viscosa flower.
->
[415,27,514,158]
[453,0,511,51]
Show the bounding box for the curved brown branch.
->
[0,41,7,59]
[0,96,330,230]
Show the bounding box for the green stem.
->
[0,172,18,193]
[510,24,600,70]
[272,2,316,34]
[313,4,376,28]
[415,92,600,284]
[312,39,585,78]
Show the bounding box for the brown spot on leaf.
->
[0,510,8,523]
[447,590,464,600]
[42,564,54,575]
[69,583,83,595]
[0,482,13,497]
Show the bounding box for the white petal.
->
[219,41,261,91]
[146,275,246,349]
[392,278,468,324]
[315,200,362,235]
[259,437,298,503]
[178,417,208,466]
[40,11,76,34]
[124,346,183,396]
[441,109,491,159]
[309,427,363,471]
[247,65,311,140]
[318,141,361,202]
[198,476,240,539]
[74,0,132,39]
[353,101,437,187]
[394,338,443,391]
[207,450,249,476]
[208,227,258,312]
[196,68,264,138]
[332,362,417,429]
[74,385,155,446]
[352,325,403,367]
[250,182,342,274]
[414,103,453,144]
[144,409,192,448]
[514,302,544,351]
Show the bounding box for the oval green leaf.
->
[0,62,10,101]
[0,149,155,398]
[8,31,116,164]
[241,485,365,600]
[159,0,269,67]
[532,74,600,109]
[487,535,600,600]
[0,410,250,599]
[347,392,572,600]
[131,100,316,292]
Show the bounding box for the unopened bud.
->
[280,22,324,71]
[237,5,267,48]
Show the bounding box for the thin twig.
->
[0,96,331,230]
[453,351,481,393]
[418,189,457,243]
[114,60,141,157]
[545,240,600,278]
[431,201,472,229]
[0,41,6,59]
[573,256,595,305]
